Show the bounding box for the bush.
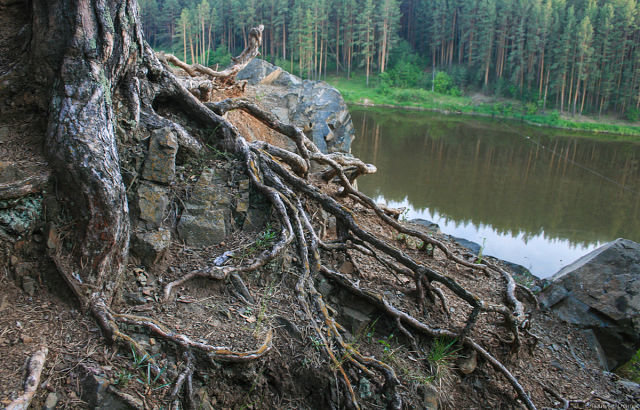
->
[208,45,232,67]
[525,102,538,116]
[386,61,423,88]
[626,107,640,122]
[433,71,453,94]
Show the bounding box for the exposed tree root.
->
[40,14,539,407]
[6,347,48,410]
[0,171,50,201]
[131,44,540,407]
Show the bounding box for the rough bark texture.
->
[27,0,142,297]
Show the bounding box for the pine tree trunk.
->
[28,0,142,297]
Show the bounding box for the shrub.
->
[525,102,538,116]
[626,107,640,122]
[433,71,453,94]
[208,45,232,67]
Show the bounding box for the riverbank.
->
[326,75,640,140]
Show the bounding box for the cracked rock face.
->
[237,59,354,154]
[539,238,640,370]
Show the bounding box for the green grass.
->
[326,74,640,139]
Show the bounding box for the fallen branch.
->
[161,25,263,81]
[6,346,48,410]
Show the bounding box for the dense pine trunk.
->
[30,0,141,297]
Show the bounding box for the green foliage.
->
[433,72,452,94]
[626,108,640,122]
[426,337,460,382]
[255,224,276,249]
[208,45,232,68]
[377,333,399,362]
[618,349,640,383]
[123,345,171,392]
[139,0,640,117]
[525,102,538,116]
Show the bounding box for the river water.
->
[350,107,640,278]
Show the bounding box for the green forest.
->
[139,0,640,119]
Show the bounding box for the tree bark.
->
[30,0,141,298]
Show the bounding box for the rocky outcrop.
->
[237,59,354,153]
[539,238,640,370]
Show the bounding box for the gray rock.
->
[44,392,59,410]
[417,384,439,409]
[21,275,35,296]
[131,229,171,267]
[342,306,372,335]
[243,206,269,232]
[617,379,640,394]
[236,58,280,85]
[411,218,441,234]
[359,377,372,399]
[76,363,132,410]
[0,195,42,237]
[539,238,640,370]
[142,127,178,184]
[136,182,168,226]
[458,350,477,375]
[237,59,354,153]
[177,210,226,246]
[451,236,482,255]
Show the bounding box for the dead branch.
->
[6,346,48,410]
[114,314,273,362]
[161,25,263,80]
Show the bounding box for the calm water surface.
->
[350,107,640,278]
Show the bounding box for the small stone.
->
[458,350,477,374]
[131,229,171,268]
[238,179,250,190]
[124,293,147,305]
[21,334,34,344]
[21,276,35,296]
[14,262,36,278]
[418,384,438,410]
[359,377,372,399]
[338,261,354,275]
[46,225,60,250]
[341,306,371,334]
[142,127,178,184]
[149,337,156,346]
[44,392,59,410]
[235,195,250,213]
[136,182,169,227]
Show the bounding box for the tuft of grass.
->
[426,337,461,387]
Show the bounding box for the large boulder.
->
[539,238,640,370]
[237,59,354,153]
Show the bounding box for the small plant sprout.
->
[476,237,487,264]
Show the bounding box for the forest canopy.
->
[139,0,640,118]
